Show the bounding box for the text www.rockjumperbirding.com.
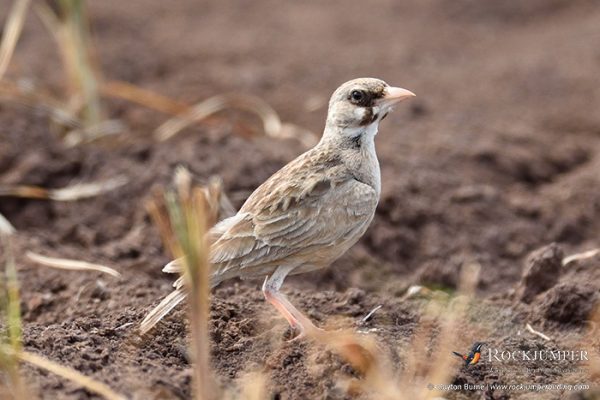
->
[427,383,591,392]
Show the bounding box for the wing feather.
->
[210,177,377,278]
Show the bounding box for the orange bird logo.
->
[453,342,485,366]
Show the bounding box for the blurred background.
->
[1,1,599,399]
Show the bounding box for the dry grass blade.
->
[140,171,230,335]
[525,323,552,341]
[0,236,27,398]
[0,212,16,236]
[57,0,102,126]
[168,183,214,400]
[155,93,281,141]
[26,252,121,278]
[144,168,217,398]
[62,119,124,147]
[35,0,103,133]
[48,175,127,201]
[101,80,189,115]
[0,0,31,80]
[359,304,382,325]
[0,176,127,201]
[562,248,600,266]
[4,348,127,400]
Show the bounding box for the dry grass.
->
[36,0,103,127]
[0,0,31,80]
[0,236,27,399]
[25,251,121,278]
[2,0,312,151]
[0,176,127,201]
[155,93,317,147]
[562,248,600,267]
[0,176,127,235]
[101,80,190,115]
[11,349,127,400]
[303,263,481,400]
[145,166,219,399]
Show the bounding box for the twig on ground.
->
[358,305,382,325]
[562,248,599,267]
[525,323,552,341]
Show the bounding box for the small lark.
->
[141,78,415,337]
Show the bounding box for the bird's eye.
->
[350,90,364,103]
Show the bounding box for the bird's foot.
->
[287,323,325,342]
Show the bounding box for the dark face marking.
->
[347,85,386,108]
[359,107,375,126]
[348,84,387,126]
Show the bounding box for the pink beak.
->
[383,86,416,105]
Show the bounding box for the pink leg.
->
[262,267,323,338]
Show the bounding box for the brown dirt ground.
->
[1,0,600,399]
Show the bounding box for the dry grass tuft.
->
[304,263,481,399]
[0,236,28,399]
[144,166,221,399]
[25,251,121,278]
[36,0,103,127]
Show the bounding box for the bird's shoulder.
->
[240,145,353,215]
[208,147,378,272]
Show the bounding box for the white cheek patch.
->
[353,107,366,121]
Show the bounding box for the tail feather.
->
[139,288,187,335]
[140,273,224,334]
[162,258,183,273]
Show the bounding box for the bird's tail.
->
[139,287,187,335]
[139,259,222,335]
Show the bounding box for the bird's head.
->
[324,77,415,138]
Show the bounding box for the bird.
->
[140,77,415,338]
[453,342,485,366]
